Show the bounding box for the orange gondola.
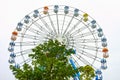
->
[102,48,108,53]
[12,31,18,36]
[44,6,49,10]
[43,6,49,14]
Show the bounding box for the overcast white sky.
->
[0,0,120,80]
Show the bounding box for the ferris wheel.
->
[8,5,109,80]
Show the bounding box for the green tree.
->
[78,65,95,80]
[10,39,78,80]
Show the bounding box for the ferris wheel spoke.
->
[73,38,100,43]
[68,43,101,53]
[76,53,100,69]
[70,38,100,46]
[79,22,98,38]
[61,14,66,34]
[15,49,33,56]
[47,13,57,34]
[68,43,101,61]
[65,18,82,35]
[32,20,54,36]
[77,56,97,69]
[56,13,60,34]
[19,58,32,66]
[39,15,55,34]
[74,54,92,66]
[22,25,41,35]
[80,50,101,62]
[18,33,49,41]
[15,41,39,46]
[63,16,74,35]
[71,31,97,39]
[74,43,101,51]
[76,49,101,62]
[67,24,90,37]
[31,18,49,32]
[23,25,50,37]
[70,55,81,67]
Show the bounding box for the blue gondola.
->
[9,42,15,46]
[8,47,14,52]
[102,42,107,47]
[91,20,96,24]
[97,28,102,32]
[14,64,20,69]
[54,5,59,13]
[10,53,16,58]
[74,9,79,17]
[64,6,69,14]
[17,22,23,31]
[101,37,107,42]
[8,58,15,64]
[98,32,103,37]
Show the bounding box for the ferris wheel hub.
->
[55,34,67,45]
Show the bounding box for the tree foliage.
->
[10,39,78,80]
[10,39,95,80]
[78,65,95,80]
